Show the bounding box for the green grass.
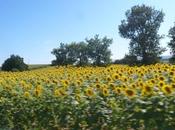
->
[0,64,51,71]
[28,64,51,70]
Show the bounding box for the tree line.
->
[2,4,175,71]
[51,35,112,66]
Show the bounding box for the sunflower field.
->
[0,64,175,130]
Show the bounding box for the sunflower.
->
[118,73,123,77]
[125,89,135,97]
[63,80,69,85]
[128,70,133,75]
[112,73,119,80]
[150,79,156,84]
[95,83,101,89]
[158,76,165,81]
[34,88,42,97]
[162,85,172,95]
[102,88,109,96]
[85,88,94,97]
[114,87,122,95]
[76,80,82,86]
[52,79,58,84]
[138,81,144,88]
[171,83,175,89]
[142,85,153,96]
[172,76,175,82]
[131,83,136,89]
[121,76,128,82]
[24,91,30,98]
[95,77,99,83]
[86,75,90,79]
[106,76,112,82]
[158,81,165,88]
[169,71,174,76]
[154,74,159,79]
[140,72,144,77]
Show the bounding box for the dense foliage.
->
[114,54,140,66]
[1,55,28,72]
[168,23,175,63]
[52,35,112,66]
[119,4,165,65]
[0,64,175,129]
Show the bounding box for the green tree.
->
[114,54,140,66]
[51,35,112,66]
[65,42,78,65]
[73,42,89,66]
[51,43,76,65]
[51,43,67,65]
[168,23,175,63]
[51,42,89,66]
[86,35,112,66]
[1,55,28,71]
[119,4,165,65]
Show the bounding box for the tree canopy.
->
[119,4,165,65]
[168,23,175,63]
[51,35,113,66]
[1,55,28,72]
[86,35,112,66]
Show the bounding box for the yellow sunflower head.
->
[112,73,119,80]
[125,89,135,98]
[106,76,112,82]
[95,83,101,89]
[142,85,153,96]
[158,81,165,88]
[34,88,42,97]
[150,79,156,84]
[171,83,175,89]
[169,71,174,76]
[102,88,109,96]
[158,76,165,81]
[114,87,122,95]
[162,85,172,95]
[24,91,30,98]
[85,88,94,97]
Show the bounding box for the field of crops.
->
[0,64,175,130]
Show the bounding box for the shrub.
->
[1,55,28,72]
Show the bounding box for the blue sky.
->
[0,0,175,65]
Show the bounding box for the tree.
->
[119,4,165,65]
[51,35,112,66]
[114,54,139,66]
[51,43,66,65]
[1,55,28,71]
[73,42,89,66]
[51,42,89,66]
[51,43,73,66]
[168,23,175,63]
[86,35,112,66]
